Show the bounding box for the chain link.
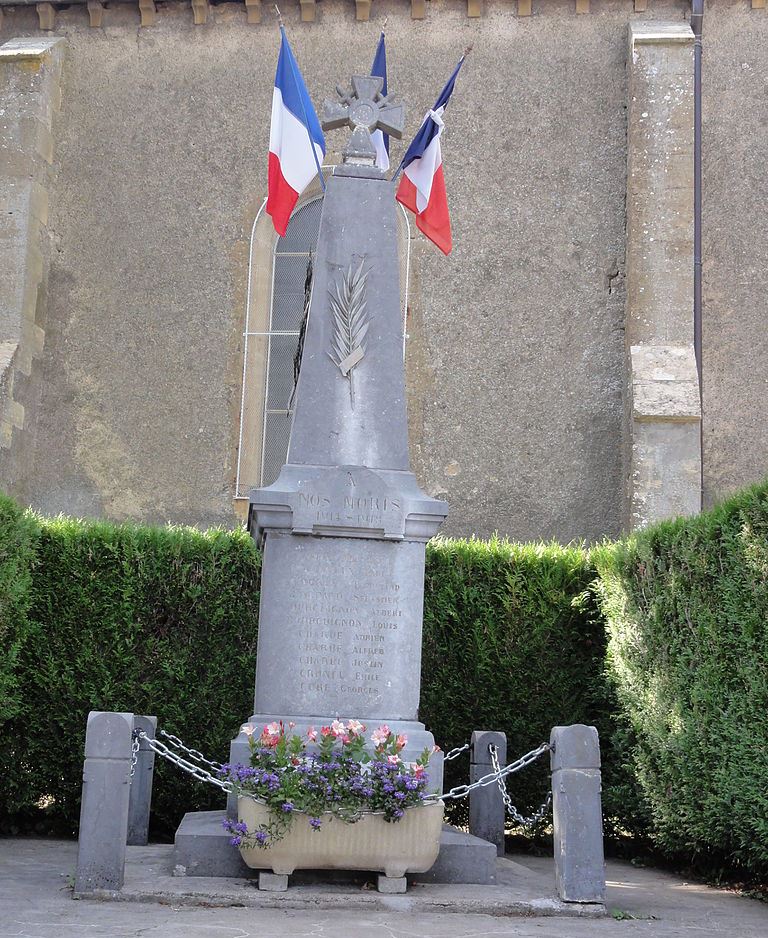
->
[136,731,235,794]
[442,743,470,762]
[129,730,141,779]
[426,741,550,803]
[489,742,552,826]
[134,729,550,817]
[158,729,223,772]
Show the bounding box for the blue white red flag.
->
[267,28,325,237]
[395,57,465,255]
[370,32,389,172]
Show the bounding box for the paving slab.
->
[1,838,767,938]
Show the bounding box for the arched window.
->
[235,175,410,514]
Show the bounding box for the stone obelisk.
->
[229,76,447,787]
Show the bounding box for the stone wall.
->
[0,0,765,539]
[0,37,63,497]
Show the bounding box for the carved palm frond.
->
[328,259,370,380]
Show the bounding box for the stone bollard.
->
[127,715,157,846]
[74,711,135,895]
[469,730,506,856]
[550,724,606,904]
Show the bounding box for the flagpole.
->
[275,7,326,193]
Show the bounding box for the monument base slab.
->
[174,811,496,886]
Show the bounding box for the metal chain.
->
[442,743,470,762]
[129,730,141,779]
[158,729,223,772]
[489,743,552,826]
[134,729,549,816]
[136,731,234,794]
[426,741,550,803]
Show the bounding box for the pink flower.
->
[432,744,441,753]
[320,726,333,738]
[387,754,401,765]
[371,725,392,747]
[347,719,365,736]
[288,722,296,729]
[414,764,426,778]
[265,722,281,737]
[240,723,257,737]
[331,720,347,737]
[395,734,408,752]
[340,735,351,745]
[306,726,318,742]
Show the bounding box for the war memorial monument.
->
[73,61,605,908]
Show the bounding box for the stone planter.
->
[238,797,444,878]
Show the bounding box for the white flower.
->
[240,723,257,737]
[331,719,347,737]
[371,724,392,746]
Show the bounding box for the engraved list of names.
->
[254,535,425,720]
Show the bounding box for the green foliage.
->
[420,537,617,831]
[0,494,39,725]
[594,482,768,877]
[2,482,767,881]
[0,515,260,839]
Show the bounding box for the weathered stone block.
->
[259,872,288,892]
[74,711,134,895]
[550,726,605,905]
[127,714,157,846]
[377,874,406,893]
[469,730,506,856]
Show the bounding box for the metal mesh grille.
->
[259,200,320,487]
[261,410,294,487]
[272,255,312,331]
[276,199,323,254]
[266,332,301,410]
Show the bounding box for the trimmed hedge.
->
[0,515,613,840]
[595,481,768,877]
[0,516,261,838]
[421,537,617,829]
[0,494,38,725]
[2,483,767,880]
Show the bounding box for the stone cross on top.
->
[322,75,405,165]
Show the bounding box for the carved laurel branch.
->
[327,259,370,408]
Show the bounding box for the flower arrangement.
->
[220,719,435,849]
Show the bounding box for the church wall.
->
[0,0,765,539]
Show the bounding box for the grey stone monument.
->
[176,76,496,883]
[229,74,447,784]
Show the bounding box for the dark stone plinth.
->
[412,826,497,886]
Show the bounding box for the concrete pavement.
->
[1,838,766,937]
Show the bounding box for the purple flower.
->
[309,817,322,831]
[229,836,242,846]
[281,802,294,813]
[255,830,268,845]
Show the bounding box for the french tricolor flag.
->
[267,28,325,237]
[395,58,464,256]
